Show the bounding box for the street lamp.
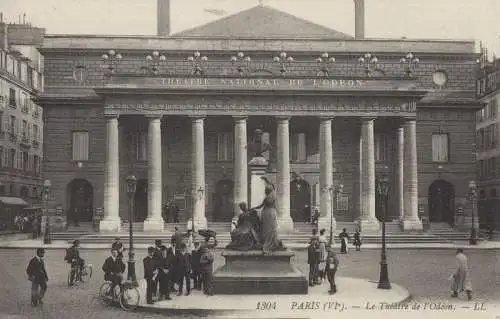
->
[376,175,391,290]
[358,53,378,76]
[400,52,419,77]
[316,52,336,76]
[273,52,294,75]
[328,184,343,247]
[230,52,251,76]
[43,179,52,244]
[125,175,137,284]
[101,50,122,76]
[468,180,478,245]
[187,51,208,76]
[146,50,167,75]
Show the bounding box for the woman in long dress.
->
[251,182,283,253]
[317,229,327,283]
[451,248,472,300]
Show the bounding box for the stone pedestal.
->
[143,219,164,232]
[400,219,423,231]
[213,250,308,295]
[99,218,121,232]
[249,157,268,209]
[357,218,380,233]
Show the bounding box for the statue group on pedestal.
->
[226,177,285,253]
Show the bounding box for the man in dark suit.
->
[171,227,184,253]
[102,249,126,292]
[174,243,192,296]
[307,239,320,286]
[143,247,157,304]
[111,237,124,259]
[191,242,201,290]
[26,248,48,306]
[156,245,173,301]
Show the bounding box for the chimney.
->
[353,0,365,39]
[157,0,170,36]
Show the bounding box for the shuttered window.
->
[217,132,233,161]
[72,131,89,161]
[291,133,307,162]
[432,133,449,162]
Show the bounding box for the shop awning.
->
[0,197,29,206]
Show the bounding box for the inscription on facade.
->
[109,76,416,92]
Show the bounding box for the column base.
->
[400,219,423,231]
[143,218,164,232]
[357,218,380,233]
[318,217,336,234]
[99,219,121,233]
[191,217,208,232]
[278,216,294,234]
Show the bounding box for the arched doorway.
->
[428,180,455,225]
[134,179,148,222]
[213,180,234,222]
[290,178,311,222]
[67,179,94,224]
[20,186,29,200]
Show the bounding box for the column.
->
[191,116,208,230]
[143,116,164,231]
[100,115,121,232]
[318,117,336,232]
[401,119,423,230]
[276,116,294,232]
[358,118,379,232]
[396,126,405,220]
[233,116,248,222]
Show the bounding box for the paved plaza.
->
[0,247,497,319]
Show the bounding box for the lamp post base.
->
[377,262,391,290]
[469,228,478,245]
[127,255,137,284]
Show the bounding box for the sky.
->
[1,0,499,56]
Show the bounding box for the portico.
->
[96,75,425,233]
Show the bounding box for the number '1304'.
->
[256,301,277,310]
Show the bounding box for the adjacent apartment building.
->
[476,54,500,230]
[0,20,45,207]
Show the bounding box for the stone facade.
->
[38,5,481,232]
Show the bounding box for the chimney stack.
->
[157,0,170,36]
[353,0,365,39]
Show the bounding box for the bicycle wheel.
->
[119,287,140,311]
[81,265,93,282]
[67,267,76,286]
[99,282,114,306]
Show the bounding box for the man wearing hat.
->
[143,247,158,304]
[65,240,85,284]
[111,237,124,259]
[26,248,48,306]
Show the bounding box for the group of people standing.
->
[142,229,217,304]
[307,228,339,295]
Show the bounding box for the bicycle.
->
[99,280,140,311]
[67,259,93,286]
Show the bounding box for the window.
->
[9,184,15,196]
[336,194,349,211]
[8,88,16,107]
[291,133,307,162]
[33,103,39,117]
[33,155,40,175]
[22,151,28,171]
[8,148,15,168]
[20,62,28,83]
[9,116,15,135]
[21,92,29,113]
[32,70,39,89]
[375,134,388,162]
[32,124,38,141]
[0,111,3,133]
[22,120,28,139]
[135,132,147,161]
[6,56,14,74]
[432,133,449,162]
[217,132,233,161]
[0,146,3,168]
[72,131,89,161]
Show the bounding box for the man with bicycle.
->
[102,249,126,293]
[65,240,85,285]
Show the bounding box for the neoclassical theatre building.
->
[39,0,481,233]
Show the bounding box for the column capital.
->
[319,116,334,122]
[104,114,120,119]
[232,116,248,121]
[189,115,205,121]
[145,114,163,120]
[275,116,291,122]
[402,116,417,122]
[360,116,376,122]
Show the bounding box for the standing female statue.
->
[250,177,285,253]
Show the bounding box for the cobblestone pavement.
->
[0,248,497,319]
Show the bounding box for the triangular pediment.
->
[173,5,353,39]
